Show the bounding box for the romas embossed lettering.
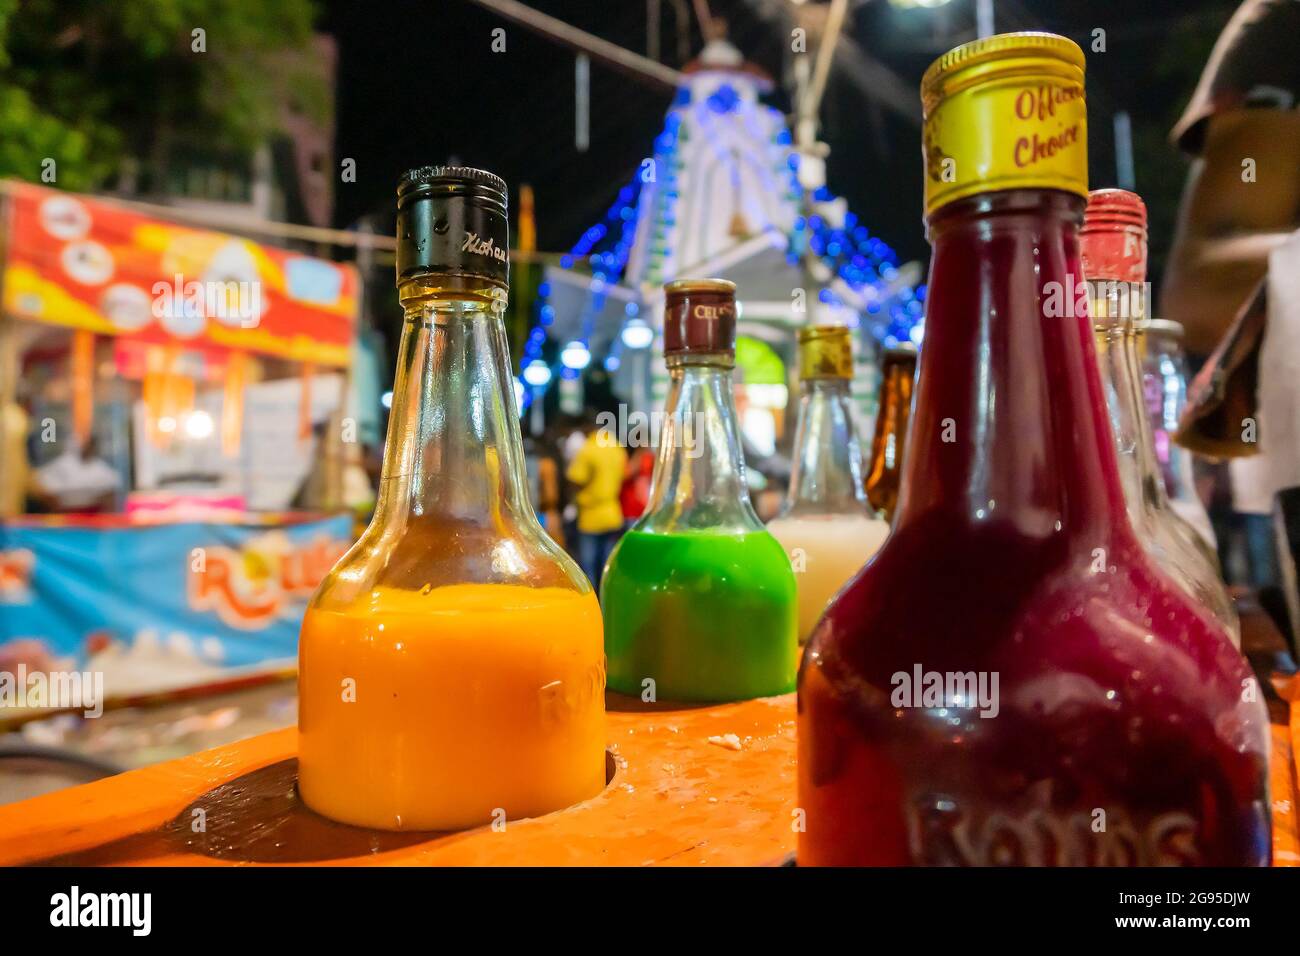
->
[1012,83,1083,169]
[906,797,1201,866]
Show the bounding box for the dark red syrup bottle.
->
[797,33,1270,866]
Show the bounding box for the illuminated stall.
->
[0,182,359,707]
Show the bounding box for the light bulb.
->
[620,319,654,350]
[523,360,552,387]
[560,341,591,370]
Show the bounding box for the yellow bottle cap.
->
[921,32,1088,217]
[797,325,853,380]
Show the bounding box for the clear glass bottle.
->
[767,325,888,643]
[601,279,797,701]
[1081,189,1239,643]
[864,344,917,522]
[297,167,606,831]
[1142,318,1217,553]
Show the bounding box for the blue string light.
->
[520,80,922,398]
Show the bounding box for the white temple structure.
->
[522,38,923,447]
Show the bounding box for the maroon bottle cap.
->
[1080,188,1147,284]
[662,279,737,357]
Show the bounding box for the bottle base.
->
[296,763,608,833]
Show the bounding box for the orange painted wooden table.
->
[1270,675,1300,867]
[2,593,1297,867]
[3,687,1296,867]
[0,695,799,867]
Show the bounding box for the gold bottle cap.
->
[921,32,1088,217]
[1145,318,1183,339]
[797,325,853,380]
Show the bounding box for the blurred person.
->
[290,413,374,518]
[565,414,627,590]
[34,436,121,513]
[0,396,31,517]
[342,447,376,525]
[1163,0,1300,355]
[291,421,332,511]
[523,433,566,547]
[537,446,565,547]
[1165,0,1300,589]
[754,478,787,524]
[522,432,543,521]
[556,414,586,548]
[620,446,654,529]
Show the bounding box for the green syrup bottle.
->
[601,279,797,702]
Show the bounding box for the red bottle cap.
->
[1080,188,1147,284]
[662,279,737,357]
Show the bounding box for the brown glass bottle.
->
[864,345,917,521]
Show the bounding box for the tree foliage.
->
[0,0,319,191]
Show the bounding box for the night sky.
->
[320,0,1240,281]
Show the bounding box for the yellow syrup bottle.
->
[297,167,605,831]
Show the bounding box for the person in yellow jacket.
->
[565,418,628,590]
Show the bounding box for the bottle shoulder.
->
[310,510,591,612]
[811,517,1243,676]
[605,524,796,588]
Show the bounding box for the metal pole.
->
[465,0,684,91]
[575,54,591,153]
[647,0,660,62]
[802,0,849,121]
[690,0,714,40]
[1114,111,1135,191]
[976,0,995,38]
[792,0,848,328]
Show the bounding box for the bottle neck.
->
[1124,328,1179,514]
[1093,323,1147,520]
[1148,343,1200,505]
[783,377,870,517]
[1089,277,1175,520]
[375,280,534,529]
[639,355,762,533]
[896,190,1129,541]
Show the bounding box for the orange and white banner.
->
[2,182,358,367]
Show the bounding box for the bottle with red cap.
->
[601,279,798,702]
[799,34,1269,865]
[1082,187,1239,643]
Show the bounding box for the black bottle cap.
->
[396,165,509,288]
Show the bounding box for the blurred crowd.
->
[522,410,789,591]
